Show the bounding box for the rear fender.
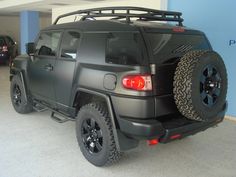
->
[74,88,139,151]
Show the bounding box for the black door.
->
[54,30,81,112]
[28,31,62,107]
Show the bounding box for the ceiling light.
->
[50,3,70,6]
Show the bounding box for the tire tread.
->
[77,103,122,166]
[173,50,208,121]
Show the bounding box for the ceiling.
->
[0,0,105,16]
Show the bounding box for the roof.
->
[43,19,185,33]
[43,20,140,32]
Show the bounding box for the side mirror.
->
[26,42,35,56]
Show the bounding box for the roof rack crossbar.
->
[53,6,184,26]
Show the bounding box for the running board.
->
[33,103,48,112]
[51,112,75,123]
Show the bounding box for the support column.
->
[20,11,39,54]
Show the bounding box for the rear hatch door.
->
[141,24,212,96]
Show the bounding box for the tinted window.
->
[35,31,62,56]
[147,33,210,64]
[60,31,80,59]
[6,36,14,45]
[0,37,6,46]
[106,33,145,65]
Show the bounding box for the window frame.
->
[58,29,82,61]
[34,30,63,58]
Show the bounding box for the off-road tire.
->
[76,103,122,166]
[173,50,227,121]
[5,57,10,66]
[10,75,33,114]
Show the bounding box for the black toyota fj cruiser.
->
[10,7,227,166]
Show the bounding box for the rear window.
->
[105,33,146,65]
[6,36,14,45]
[0,37,6,46]
[147,33,210,64]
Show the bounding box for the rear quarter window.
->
[106,33,146,66]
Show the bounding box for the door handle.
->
[44,64,53,71]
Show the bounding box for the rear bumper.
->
[118,102,227,142]
[159,116,223,143]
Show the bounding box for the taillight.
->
[147,139,159,146]
[2,46,8,52]
[122,74,152,91]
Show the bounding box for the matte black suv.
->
[10,7,228,166]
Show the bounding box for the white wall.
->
[0,16,19,43]
[40,16,52,30]
[52,0,167,24]
[0,15,51,45]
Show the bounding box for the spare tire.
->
[173,50,227,121]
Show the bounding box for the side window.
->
[60,31,80,59]
[106,33,144,65]
[35,31,62,57]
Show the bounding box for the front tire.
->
[10,75,33,114]
[76,103,122,166]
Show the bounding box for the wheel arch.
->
[73,88,121,150]
[10,68,28,103]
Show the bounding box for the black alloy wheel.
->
[13,84,22,107]
[200,65,222,107]
[10,75,33,114]
[82,118,103,154]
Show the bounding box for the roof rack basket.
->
[53,6,184,26]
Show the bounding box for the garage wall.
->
[168,0,236,117]
[40,16,53,31]
[52,0,167,23]
[0,15,51,52]
[0,16,19,43]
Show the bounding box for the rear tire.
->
[5,57,10,66]
[10,75,33,114]
[7,56,12,67]
[173,50,227,121]
[76,103,122,166]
